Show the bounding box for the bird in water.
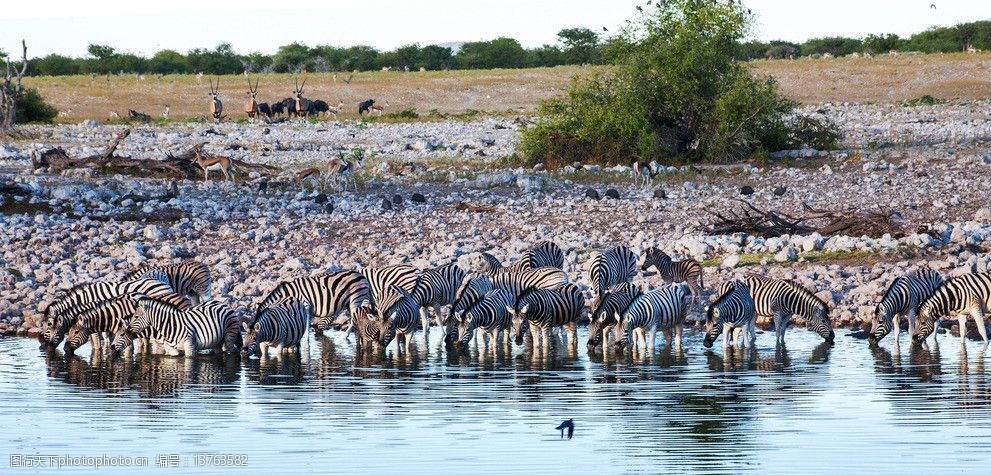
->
[555,419,575,439]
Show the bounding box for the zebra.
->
[447,273,495,347]
[404,263,466,336]
[257,271,371,337]
[125,261,212,304]
[640,247,704,304]
[455,289,514,352]
[111,296,240,357]
[703,280,757,349]
[360,264,420,312]
[478,241,565,274]
[616,283,691,351]
[491,267,569,306]
[912,272,991,346]
[243,296,310,357]
[373,285,422,351]
[869,268,943,343]
[63,295,136,354]
[588,245,638,309]
[507,283,584,349]
[42,278,187,347]
[587,282,643,348]
[742,274,834,343]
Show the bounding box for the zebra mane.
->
[707,281,742,321]
[783,279,828,309]
[122,265,154,281]
[877,276,905,311]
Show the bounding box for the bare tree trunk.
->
[1,40,28,133]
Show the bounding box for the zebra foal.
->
[640,247,704,304]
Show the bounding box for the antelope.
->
[193,143,234,183]
[244,78,260,120]
[293,77,311,119]
[162,104,170,120]
[297,167,323,191]
[208,78,224,123]
[326,100,345,120]
[370,101,389,116]
[326,151,362,191]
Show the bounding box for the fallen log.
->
[708,200,907,238]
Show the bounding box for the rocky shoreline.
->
[3,101,991,337]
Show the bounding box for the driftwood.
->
[127,110,152,123]
[32,129,279,180]
[1,179,32,198]
[708,200,906,238]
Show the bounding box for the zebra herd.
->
[35,240,991,361]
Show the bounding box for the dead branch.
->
[708,200,906,238]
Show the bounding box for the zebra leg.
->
[958,314,969,346]
[419,307,431,339]
[774,313,786,344]
[973,309,988,345]
[892,313,901,338]
[674,324,683,349]
[648,328,657,352]
[907,308,917,338]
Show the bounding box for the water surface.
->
[2,330,991,474]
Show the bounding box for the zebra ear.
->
[242,321,250,332]
[504,305,514,315]
[253,323,261,332]
[520,304,529,315]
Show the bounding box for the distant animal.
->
[324,100,345,119]
[556,419,575,439]
[358,99,375,115]
[127,110,152,123]
[633,160,658,189]
[208,78,223,123]
[930,3,936,9]
[343,73,354,85]
[297,167,323,191]
[244,78,260,119]
[161,104,170,120]
[869,268,943,343]
[326,151,363,191]
[370,101,389,116]
[270,100,285,117]
[293,77,311,119]
[640,247,703,304]
[192,144,234,182]
[257,102,272,118]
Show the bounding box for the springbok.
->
[297,167,323,191]
[161,104,170,120]
[244,79,260,120]
[193,143,234,183]
[633,160,658,189]
[326,100,345,120]
[293,77,311,119]
[370,101,389,116]
[326,151,363,191]
[208,79,223,123]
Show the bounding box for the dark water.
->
[3,329,991,474]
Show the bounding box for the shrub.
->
[520,0,838,167]
[16,88,58,123]
[900,95,945,107]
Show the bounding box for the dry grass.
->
[23,53,991,122]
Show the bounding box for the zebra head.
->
[506,304,530,346]
[614,311,634,349]
[63,324,92,354]
[703,305,722,348]
[41,300,70,345]
[351,305,382,348]
[912,303,938,346]
[808,306,835,342]
[868,304,892,344]
[126,295,154,337]
[242,315,261,357]
[456,309,476,352]
[109,327,134,359]
[640,247,668,273]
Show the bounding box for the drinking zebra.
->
[455,289,514,352]
[912,272,991,346]
[43,278,188,347]
[587,282,643,348]
[588,245,638,308]
[258,271,371,337]
[360,264,420,312]
[616,283,691,351]
[404,263,466,336]
[111,296,240,357]
[491,267,569,306]
[63,295,137,353]
[447,273,495,346]
[869,268,943,343]
[125,261,213,304]
[742,274,834,343]
[640,247,704,304]
[373,285,422,351]
[703,280,757,349]
[507,283,584,349]
[243,296,310,357]
[478,241,565,274]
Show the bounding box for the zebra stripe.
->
[456,289,514,351]
[259,271,370,332]
[43,278,188,346]
[508,283,584,346]
[374,284,422,349]
[641,247,704,302]
[588,245,638,308]
[703,280,757,348]
[870,268,943,342]
[125,261,212,304]
[407,264,466,333]
[114,296,239,356]
[448,273,495,346]
[244,296,310,356]
[913,272,991,345]
[64,295,136,353]
[587,282,642,347]
[743,274,834,343]
[360,265,420,313]
[617,283,691,350]
[479,241,564,275]
[491,267,569,307]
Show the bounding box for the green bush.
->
[520,0,838,167]
[16,88,58,123]
[900,95,945,107]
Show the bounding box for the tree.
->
[863,34,902,54]
[419,45,453,70]
[519,0,833,166]
[31,54,80,76]
[456,37,527,69]
[799,37,862,56]
[557,27,601,64]
[1,40,29,132]
[395,44,421,70]
[149,49,187,74]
